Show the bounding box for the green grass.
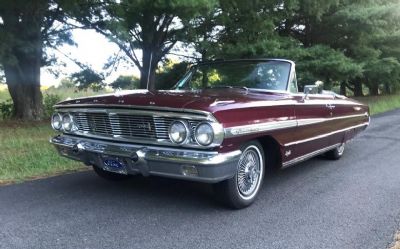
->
[354,94,400,115]
[0,122,84,183]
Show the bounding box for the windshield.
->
[174,60,291,91]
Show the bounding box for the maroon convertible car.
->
[50,59,369,208]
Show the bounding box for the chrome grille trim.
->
[56,108,223,149]
[73,113,182,140]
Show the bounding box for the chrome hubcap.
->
[237,147,262,198]
[337,143,345,155]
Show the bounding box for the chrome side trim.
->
[296,112,369,126]
[284,121,369,146]
[224,113,368,138]
[282,143,340,168]
[225,120,297,138]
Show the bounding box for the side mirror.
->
[304,85,319,95]
[303,81,324,100]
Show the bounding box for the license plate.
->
[101,156,128,175]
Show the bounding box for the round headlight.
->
[51,113,62,130]
[62,113,74,131]
[195,122,214,146]
[169,121,189,144]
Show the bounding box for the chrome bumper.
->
[50,135,241,183]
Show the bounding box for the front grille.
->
[72,112,200,142]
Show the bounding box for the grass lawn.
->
[0,121,84,184]
[354,94,400,115]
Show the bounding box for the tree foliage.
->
[110,75,139,90]
[0,0,79,119]
[71,68,105,91]
[1,0,400,121]
[74,0,217,90]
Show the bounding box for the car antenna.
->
[146,52,154,95]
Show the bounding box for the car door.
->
[290,93,336,158]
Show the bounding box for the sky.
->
[41,29,140,87]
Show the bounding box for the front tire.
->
[214,141,265,209]
[92,165,132,181]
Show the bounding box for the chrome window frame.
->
[173,59,296,93]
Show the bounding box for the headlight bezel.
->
[51,113,63,131]
[168,120,190,144]
[61,113,75,132]
[194,122,215,146]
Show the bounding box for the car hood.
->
[56,89,292,113]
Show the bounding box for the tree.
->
[0,0,78,120]
[212,0,295,59]
[110,75,139,90]
[280,0,400,96]
[155,60,190,89]
[71,68,105,91]
[75,0,216,91]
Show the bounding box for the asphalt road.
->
[1,110,400,249]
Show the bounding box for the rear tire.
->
[325,143,345,160]
[214,141,265,209]
[92,165,132,181]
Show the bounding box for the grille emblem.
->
[134,122,152,131]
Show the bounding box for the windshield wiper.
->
[206,85,249,91]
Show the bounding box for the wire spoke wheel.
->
[236,145,263,200]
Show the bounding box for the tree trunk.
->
[384,83,391,94]
[4,63,43,120]
[2,3,45,120]
[369,84,379,96]
[139,48,157,90]
[353,81,364,97]
[340,81,347,96]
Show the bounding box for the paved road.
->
[1,110,400,249]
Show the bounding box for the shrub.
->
[43,93,61,118]
[0,99,13,119]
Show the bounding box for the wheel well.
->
[257,136,282,172]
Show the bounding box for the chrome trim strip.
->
[284,121,369,147]
[224,113,368,138]
[54,104,216,119]
[296,113,368,126]
[282,143,341,168]
[56,107,216,122]
[225,120,297,138]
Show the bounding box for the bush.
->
[0,99,14,119]
[43,93,61,118]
